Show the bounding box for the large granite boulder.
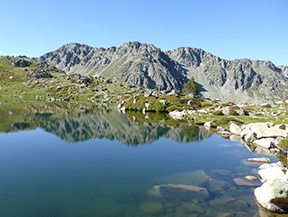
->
[255,177,288,213]
[258,162,287,182]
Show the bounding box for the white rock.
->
[262,127,288,138]
[246,123,270,138]
[254,177,288,213]
[230,123,241,135]
[169,110,184,120]
[253,138,275,149]
[204,122,211,129]
[258,167,286,182]
[244,131,257,143]
[197,109,208,114]
[241,127,253,138]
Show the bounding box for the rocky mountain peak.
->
[39,42,288,103]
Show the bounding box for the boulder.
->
[153,184,209,200]
[262,127,288,138]
[258,162,287,182]
[204,121,211,130]
[255,177,288,213]
[258,167,286,182]
[230,123,241,135]
[144,90,153,97]
[62,97,70,102]
[12,59,32,67]
[245,175,258,181]
[253,138,275,149]
[187,100,195,106]
[244,131,257,143]
[221,107,230,115]
[138,201,163,213]
[159,100,168,105]
[234,177,261,186]
[169,110,185,120]
[241,127,253,138]
[236,109,249,116]
[245,123,270,138]
[197,109,208,114]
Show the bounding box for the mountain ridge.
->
[39,41,288,103]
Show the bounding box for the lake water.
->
[0,110,278,217]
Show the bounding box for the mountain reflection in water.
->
[4,109,213,145]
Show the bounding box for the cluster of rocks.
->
[12,59,31,67]
[214,122,288,156]
[26,69,53,79]
[68,74,93,84]
[46,97,70,102]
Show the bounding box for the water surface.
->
[0,110,277,216]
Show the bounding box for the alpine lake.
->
[0,106,283,217]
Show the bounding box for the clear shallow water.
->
[0,113,278,217]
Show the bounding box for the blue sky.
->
[0,0,287,66]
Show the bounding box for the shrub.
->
[278,138,288,151]
[229,109,239,116]
[262,104,272,108]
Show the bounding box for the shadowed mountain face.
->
[39,42,288,104]
[8,110,213,145]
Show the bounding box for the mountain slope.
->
[39,42,288,103]
[165,47,288,103]
[39,42,187,91]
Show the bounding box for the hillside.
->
[39,42,288,104]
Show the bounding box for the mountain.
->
[165,47,288,103]
[39,42,187,91]
[39,42,288,103]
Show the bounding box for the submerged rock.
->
[138,201,163,213]
[233,177,261,186]
[153,184,209,200]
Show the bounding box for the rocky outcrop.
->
[39,42,288,104]
[12,59,31,67]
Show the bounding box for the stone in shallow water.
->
[209,178,228,191]
[211,169,232,176]
[154,170,209,186]
[245,175,258,181]
[181,202,204,213]
[153,184,209,201]
[224,198,249,208]
[234,178,261,186]
[138,201,163,213]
